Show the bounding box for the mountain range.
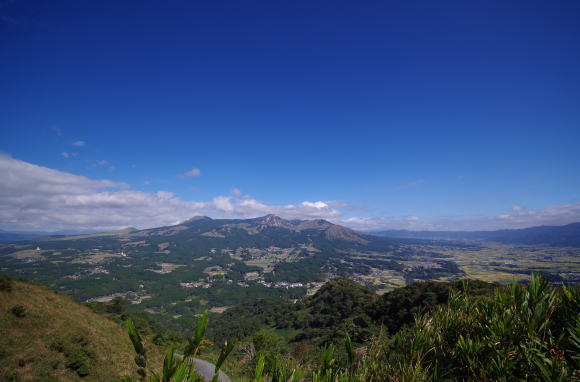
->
[126,214,371,246]
[371,222,580,247]
[3,217,579,247]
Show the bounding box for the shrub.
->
[0,274,13,292]
[50,335,95,377]
[373,275,580,381]
[11,305,26,317]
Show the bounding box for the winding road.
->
[190,357,231,382]
[172,355,231,382]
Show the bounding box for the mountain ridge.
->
[370,222,580,247]
[34,214,371,246]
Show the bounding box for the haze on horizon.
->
[1,0,579,233]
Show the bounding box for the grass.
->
[0,280,163,381]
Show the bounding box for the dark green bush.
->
[50,335,94,377]
[0,274,13,292]
[105,296,126,314]
[11,305,26,317]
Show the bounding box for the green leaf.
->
[127,320,145,357]
[161,345,177,382]
[254,354,265,382]
[344,334,355,366]
[172,360,189,382]
[184,311,208,357]
[212,340,235,382]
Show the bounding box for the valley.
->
[1,215,579,332]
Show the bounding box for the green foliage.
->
[1,274,561,381]
[207,298,291,344]
[249,275,578,381]
[0,274,13,292]
[359,274,579,381]
[211,340,235,382]
[372,278,497,334]
[184,310,208,358]
[343,335,355,368]
[123,309,228,382]
[143,347,205,382]
[253,355,266,382]
[10,305,25,317]
[263,355,305,382]
[246,329,290,376]
[127,319,148,380]
[252,329,287,354]
[107,296,127,314]
[208,278,499,350]
[287,279,378,344]
[161,345,178,380]
[50,335,95,377]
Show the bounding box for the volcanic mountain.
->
[113,214,372,248]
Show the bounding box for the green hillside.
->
[0,277,163,382]
[169,276,580,381]
[207,278,498,346]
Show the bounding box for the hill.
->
[40,214,373,248]
[0,229,95,243]
[371,222,580,247]
[207,278,498,346]
[0,277,163,382]
[0,230,49,243]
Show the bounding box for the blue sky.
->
[1,0,580,231]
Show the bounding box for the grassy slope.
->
[0,280,162,381]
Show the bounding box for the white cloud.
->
[3,156,578,233]
[156,191,175,199]
[231,199,342,220]
[341,203,580,232]
[229,188,241,196]
[213,196,235,213]
[341,216,427,231]
[511,204,525,212]
[301,201,329,209]
[491,203,580,228]
[97,160,109,166]
[0,156,342,231]
[72,141,86,147]
[178,168,201,178]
